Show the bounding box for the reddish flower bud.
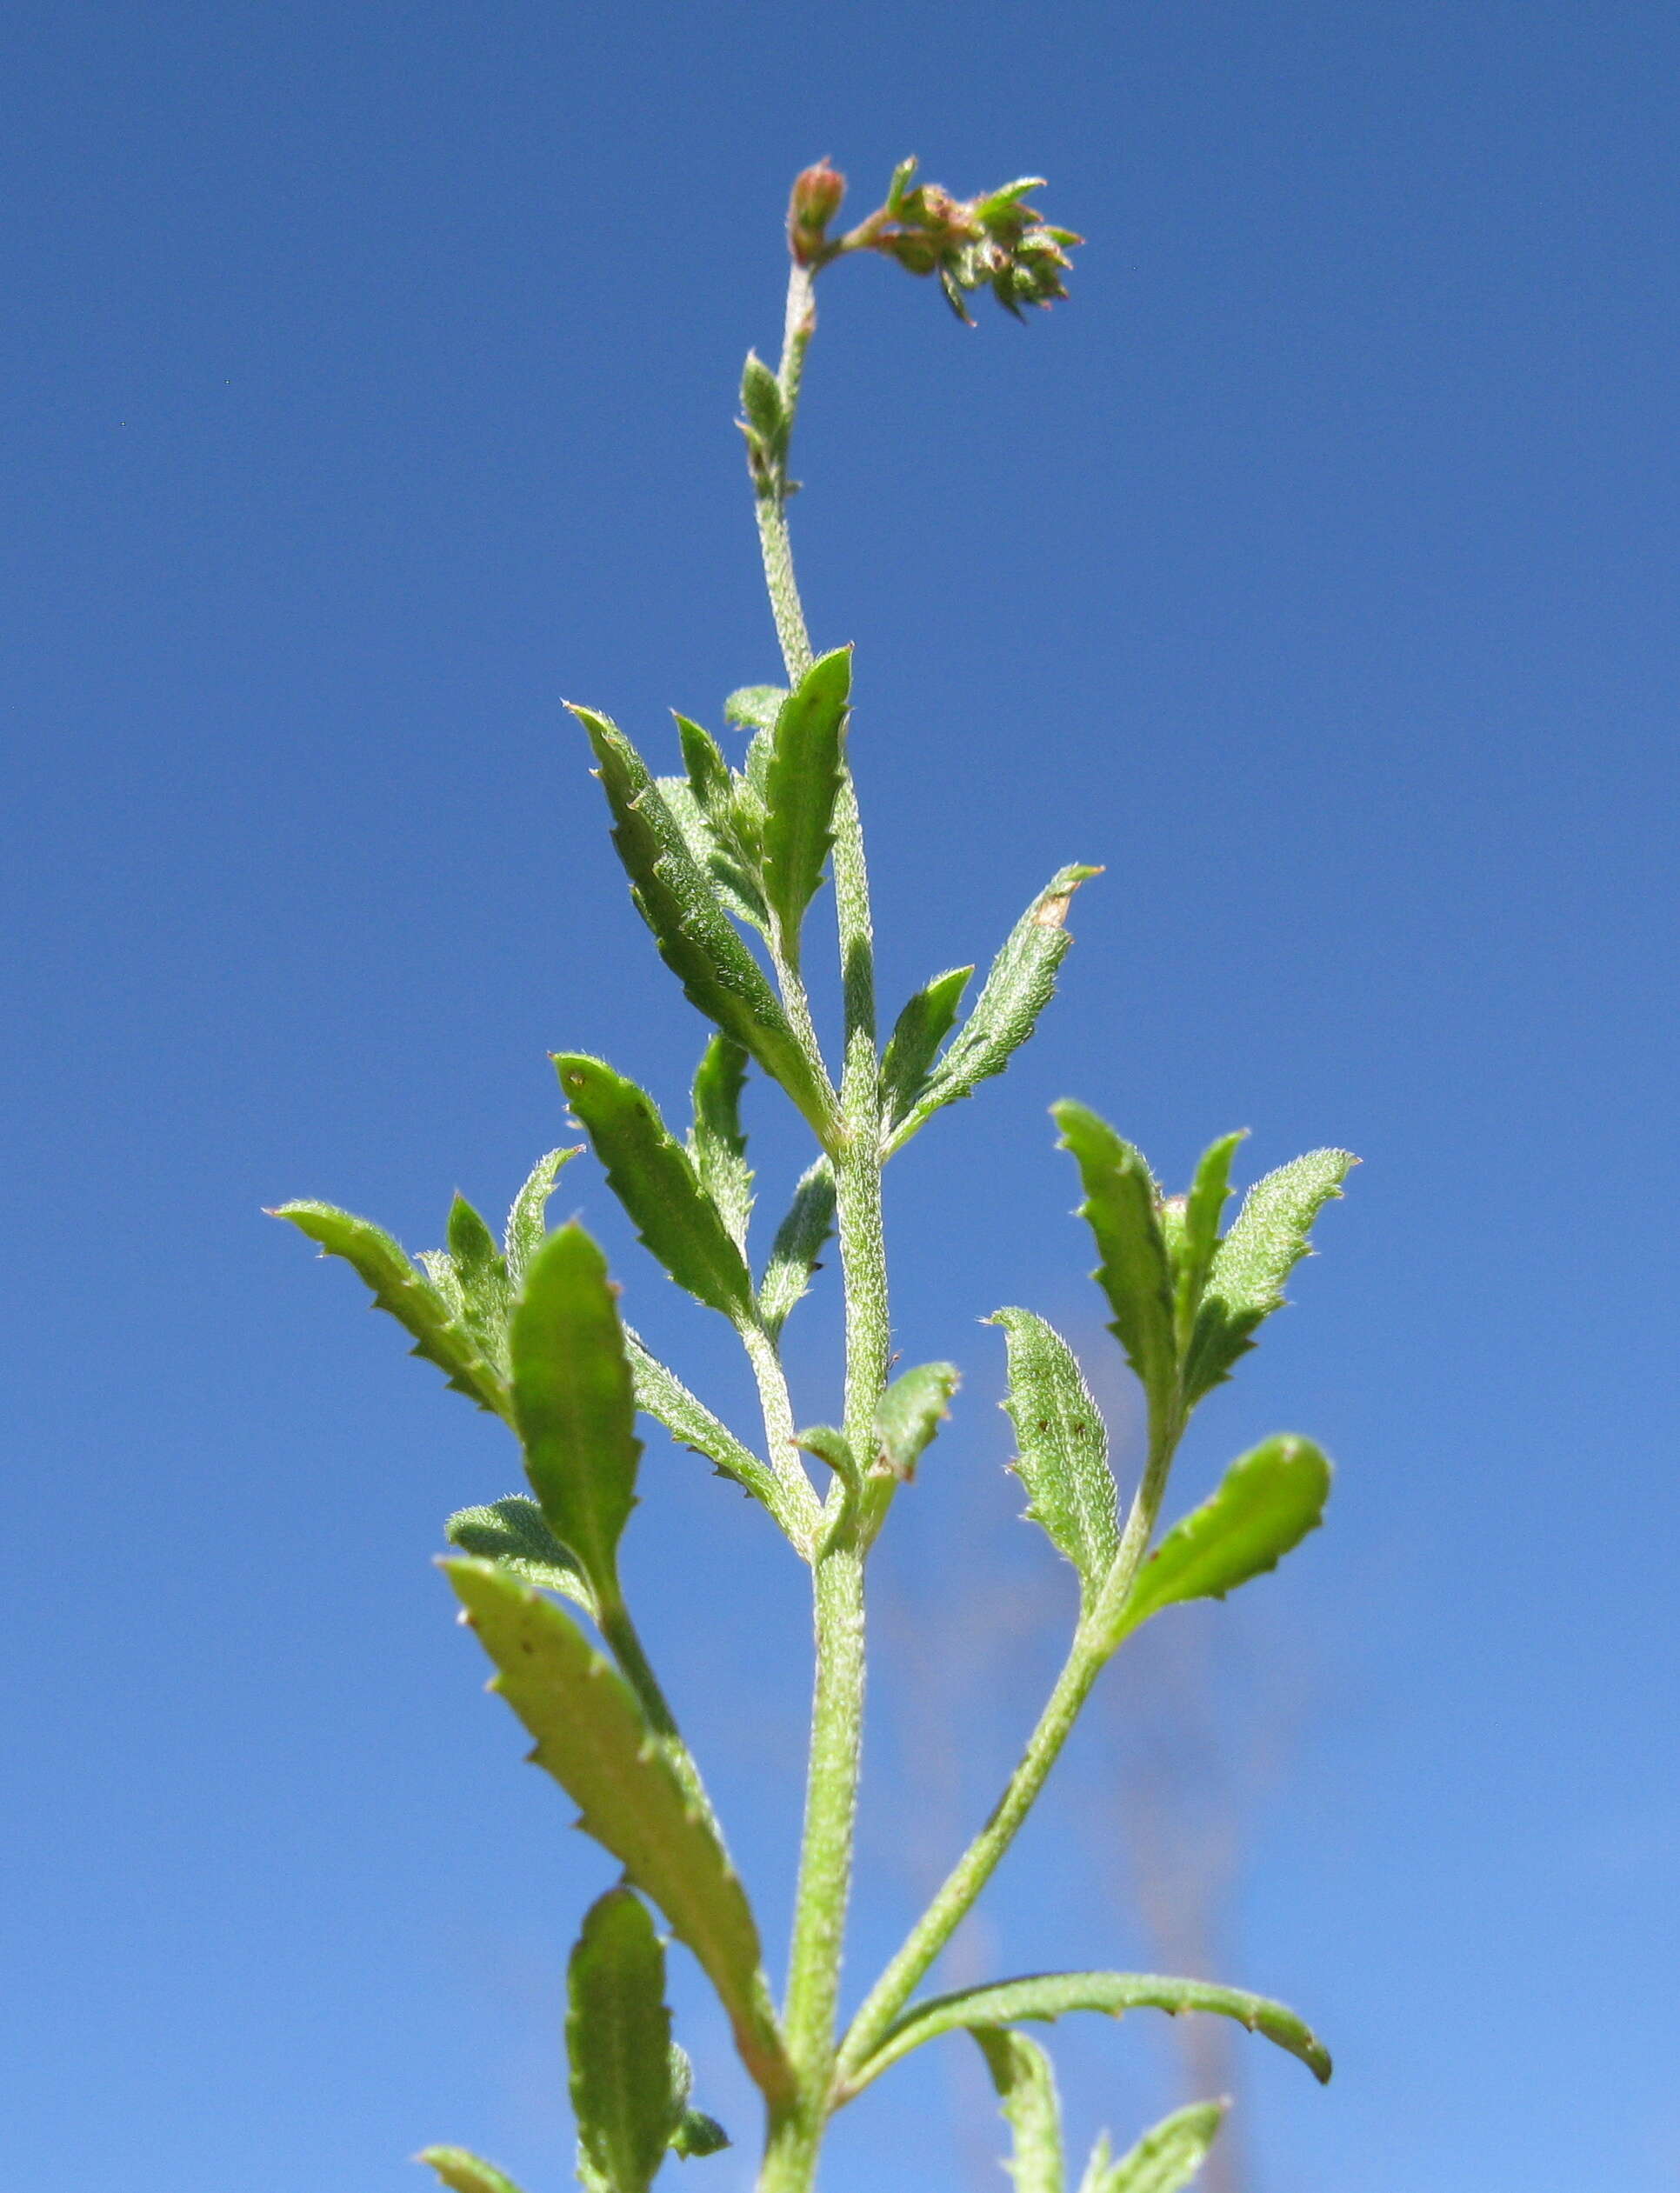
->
[789,160,847,263]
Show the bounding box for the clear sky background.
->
[3,5,1677,2190]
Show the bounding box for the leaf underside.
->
[443,1496,597,1617]
[623,1331,784,1519]
[974,2026,1066,2193]
[993,1307,1118,1609]
[1051,1103,1177,1411]
[417,2148,529,2193]
[567,1888,676,2193]
[1090,2100,1228,2193]
[1183,1148,1357,1402]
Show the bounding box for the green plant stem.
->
[739,1319,823,1548]
[595,1596,719,1826]
[837,1412,1186,2089]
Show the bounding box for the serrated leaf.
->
[1110,1436,1331,1643]
[1052,1103,1177,1417]
[557,1055,755,1322]
[510,1223,641,1608]
[879,965,973,1132]
[872,1362,960,1480]
[992,1309,1118,1611]
[571,705,834,1138]
[503,1146,581,1290]
[757,1158,836,1339]
[447,1193,511,1367]
[688,1037,754,1253]
[444,1558,792,2102]
[444,1496,596,1617]
[847,1970,1330,2093]
[623,1331,785,1522]
[1172,1132,1245,1352]
[761,646,852,967]
[886,867,1099,1152]
[1090,2100,1227,2193]
[567,1889,676,2193]
[973,2028,1065,2193]
[655,775,769,931]
[417,2147,528,2193]
[723,685,787,734]
[1183,1149,1357,1403]
[270,1200,509,1419]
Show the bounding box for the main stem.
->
[756,254,889,2193]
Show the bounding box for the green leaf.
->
[973,2028,1065,2193]
[739,350,788,463]
[623,1331,785,1522]
[567,1888,676,2193]
[417,2147,528,2193]
[270,1200,510,1419]
[760,646,852,966]
[879,964,973,1133]
[1052,1104,1177,1417]
[571,704,834,1138]
[723,685,787,734]
[871,1362,961,1481]
[797,1424,863,1549]
[655,775,769,932]
[992,1309,1118,1611]
[1086,2101,1227,2193]
[1183,1149,1357,1403]
[676,714,732,818]
[847,1970,1330,2093]
[510,1223,641,1608]
[443,1496,596,1617]
[688,1037,754,1252]
[885,867,1099,1152]
[663,2046,730,2157]
[757,1158,836,1339]
[444,1558,792,2103]
[556,1055,755,1322]
[446,1193,512,1366]
[503,1146,582,1290]
[1110,1436,1331,1643]
[1171,1132,1245,1351]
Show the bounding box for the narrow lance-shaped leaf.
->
[992,1309,1118,1611]
[872,1363,961,1481]
[269,1200,509,1419]
[676,712,732,819]
[443,1558,792,2103]
[567,1889,677,2193]
[503,1145,582,1290]
[446,1192,511,1370]
[1183,1148,1357,1403]
[886,866,1100,1153]
[973,2028,1065,2193]
[510,1223,641,1608]
[1108,1436,1331,1644]
[879,963,973,1133]
[417,2148,529,2193]
[797,1424,863,1551]
[757,1158,836,1338]
[1052,1103,1177,1419]
[761,645,852,967]
[624,1330,787,1523]
[655,772,768,932]
[688,1036,754,1252]
[443,1496,597,1618]
[557,1054,754,1322]
[843,1970,1331,2095]
[572,704,834,1137]
[1086,2101,1228,2193]
[1171,1131,1245,1352]
[723,684,787,733]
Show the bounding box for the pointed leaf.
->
[572,705,833,1137]
[847,1970,1330,2093]
[739,350,788,462]
[503,1146,582,1290]
[655,775,768,930]
[689,1037,754,1252]
[1093,2101,1227,2193]
[1111,1436,1331,1643]
[1183,1150,1357,1402]
[567,1889,676,2193]
[444,1558,792,2102]
[797,1424,863,1550]
[885,867,1099,1152]
[879,965,973,1132]
[761,646,852,965]
[447,1194,512,1367]
[723,685,787,733]
[417,2149,528,2193]
[270,1201,509,1419]
[757,1158,836,1338]
[1172,1132,1245,1350]
[623,1332,786,1523]
[557,1055,754,1321]
[871,1362,961,1481]
[992,1309,1118,1610]
[973,2028,1065,2193]
[676,714,732,817]
[444,1496,597,1617]
[510,1223,640,1607]
[1052,1104,1177,1415]
[663,2046,730,2156]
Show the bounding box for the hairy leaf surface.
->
[567,1889,676,2193]
[557,1054,754,1321]
[1172,1131,1245,1350]
[444,1558,791,2100]
[624,1332,784,1520]
[993,1309,1117,1610]
[872,1362,961,1480]
[417,2148,528,2193]
[1052,1104,1177,1415]
[503,1146,581,1290]
[879,964,973,1132]
[1183,1149,1357,1403]
[974,2028,1065,2193]
[761,646,852,966]
[689,1037,754,1252]
[1088,2100,1227,2193]
[758,1159,836,1338]
[444,1496,596,1616]
[724,685,788,733]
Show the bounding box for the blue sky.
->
[3,3,1677,2189]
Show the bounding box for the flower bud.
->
[789,160,847,263]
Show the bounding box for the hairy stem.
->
[740,1319,823,1549]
